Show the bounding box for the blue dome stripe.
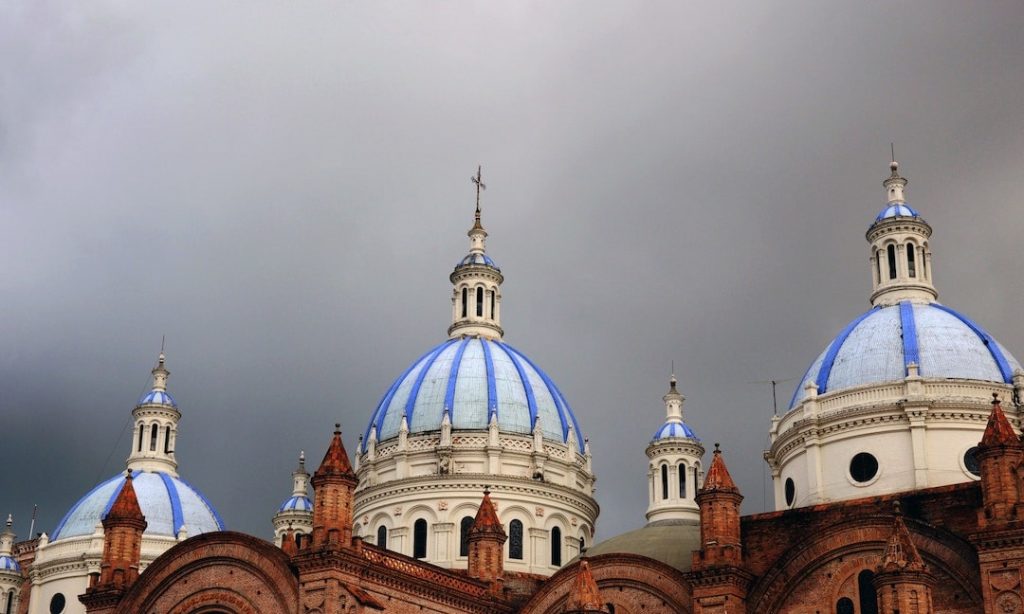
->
[494,342,539,430]
[899,300,920,374]
[158,472,185,534]
[930,303,1014,382]
[175,475,226,530]
[480,339,498,416]
[501,342,573,447]
[53,473,123,539]
[444,338,472,414]
[364,345,440,449]
[816,307,879,395]
[404,340,456,423]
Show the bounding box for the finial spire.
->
[472,165,486,221]
[883,149,907,203]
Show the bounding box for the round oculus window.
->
[849,452,879,483]
[964,446,981,477]
[50,593,66,614]
[784,478,795,506]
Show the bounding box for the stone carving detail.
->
[996,591,1022,613]
[437,500,448,511]
[393,506,403,516]
[535,506,544,517]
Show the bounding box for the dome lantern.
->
[448,166,505,340]
[127,350,181,475]
[645,372,703,524]
[868,157,937,307]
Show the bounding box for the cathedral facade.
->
[3,160,1024,614]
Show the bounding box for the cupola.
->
[126,351,181,475]
[645,373,703,524]
[868,158,937,306]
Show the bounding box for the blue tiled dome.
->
[456,253,499,270]
[138,389,177,407]
[52,470,223,541]
[364,337,584,452]
[790,301,1021,409]
[0,555,19,573]
[874,203,920,222]
[278,495,312,513]
[652,421,699,441]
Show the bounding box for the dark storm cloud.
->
[2,2,1023,541]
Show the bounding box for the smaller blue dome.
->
[138,389,177,407]
[0,555,19,573]
[278,495,313,513]
[652,421,699,442]
[456,253,499,270]
[874,203,920,222]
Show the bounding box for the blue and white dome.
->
[278,495,312,513]
[51,470,223,541]
[138,389,177,407]
[456,252,499,269]
[874,203,920,222]
[364,337,584,452]
[652,420,699,442]
[0,555,19,573]
[790,300,1021,409]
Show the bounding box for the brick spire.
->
[873,503,935,614]
[564,559,607,613]
[467,489,507,591]
[82,471,148,610]
[310,424,358,548]
[981,393,1020,447]
[976,394,1024,528]
[702,442,739,493]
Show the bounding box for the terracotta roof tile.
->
[702,444,739,493]
[981,395,1020,447]
[469,490,505,538]
[104,472,145,524]
[880,505,925,573]
[315,424,357,480]
[565,559,606,612]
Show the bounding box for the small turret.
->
[126,351,181,475]
[310,425,358,548]
[872,503,935,614]
[466,489,507,591]
[976,394,1024,528]
[694,444,743,569]
[98,472,148,588]
[0,514,22,614]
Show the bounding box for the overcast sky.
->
[2,2,1024,543]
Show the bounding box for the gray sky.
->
[2,2,1023,543]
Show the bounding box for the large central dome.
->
[363,337,584,451]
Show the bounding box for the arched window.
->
[294,531,304,549]
[660,465,669,500]
[509,519,524,560]
[887,244,897,279]
[858,570,879,614]
[875,249,882,283]
[150,424,158,451]
[579,536,585,552]
[5,590,13,614]
[550,526,562,566]
[163,426,171,453]
[376,525,387,549]
[413,519,428,559]
[137,426,144,452]
[460,516,474,557]
[476,287,483,317]
[490,291,495,319]
[907,243,916,277]
[836,597,854,614]
[678,463,687,499]
[461,288,468,318]
[694,466,700,491]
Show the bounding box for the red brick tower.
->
[563,558,607,613]
[466,489,507,592]
[976,394,1024,528]
[689,444,752,614]
[80,472,148,613]
[310,424,359,548]
[872,503,934,614]
[970,395,1024,613]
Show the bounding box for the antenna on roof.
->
[891,142,896,163]
[750,377,797,415]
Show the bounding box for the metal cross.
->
[471,165,486,214]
